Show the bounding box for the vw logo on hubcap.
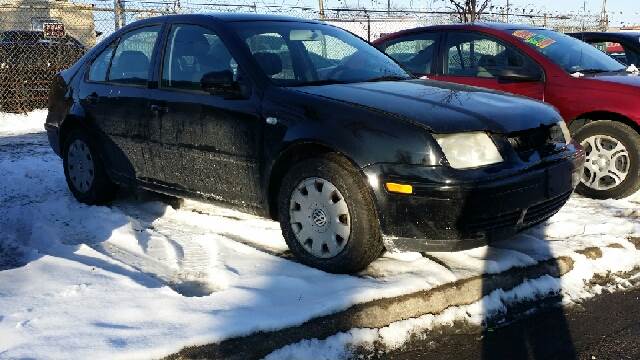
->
[311,208,328,227]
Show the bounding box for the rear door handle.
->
[86,92,99,104]
[150,104,168,114]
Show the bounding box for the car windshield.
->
[231,21,411,86]
[508,29,626,74]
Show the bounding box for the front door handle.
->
[150,104,168,114]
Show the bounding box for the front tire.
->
[62,129,117,205]
[278,153,384,273]
[574,120,640,199]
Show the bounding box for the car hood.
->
[290,79,560,134]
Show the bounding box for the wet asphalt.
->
[386,286,640,360]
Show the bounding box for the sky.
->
[310,0,640,26]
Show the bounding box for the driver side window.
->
[445,32,539,78]
[245,33,295,80]
[300,35,357,69]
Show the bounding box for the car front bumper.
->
[364,144,586,252]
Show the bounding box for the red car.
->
[374,23,640,199]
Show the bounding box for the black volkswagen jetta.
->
[45,14,585,273]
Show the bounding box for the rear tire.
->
[573,120,640,199]
[278,153,384,274]
[62,129,117,205]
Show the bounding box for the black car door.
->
[144,23,264,208]
[80,25,162,181]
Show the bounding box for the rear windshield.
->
[507,29,626,74]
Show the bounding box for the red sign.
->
[43,23,65,38]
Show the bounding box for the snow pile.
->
[0,109,47,136]
[1,111,639,360]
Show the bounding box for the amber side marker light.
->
[385,182,413,194]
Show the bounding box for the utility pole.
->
[506,0,509,23]
[172,0,181,14]
[114,0,124,30]
[318,0,325,19]
[600,0,609,31]
[387,0,391,15]
[582,0,587,31]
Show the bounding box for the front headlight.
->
[433,132,504,169]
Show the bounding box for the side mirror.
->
[201,70,241,96]
[497,68,542,83]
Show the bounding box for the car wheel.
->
[62,129,117,205]
[574,120,640,199]
[278,153,384,273]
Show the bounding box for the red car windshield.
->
[509,29,626,74]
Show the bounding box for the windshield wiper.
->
[572,68,610,74]
[288,79,350,87]
[364,75,412,82]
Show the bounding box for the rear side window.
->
[108,26,161,85]
[445,32,539,78]
[88,43,115,82]
[161,24,237,91]
[382,32,439,75]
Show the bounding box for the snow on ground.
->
[0,110,47,136]
[0,111,639,360]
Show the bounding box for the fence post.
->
[367,13,371,42]
[114,0,123,30]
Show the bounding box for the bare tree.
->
[440,0,492,23]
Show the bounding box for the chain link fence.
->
[0,0,602,113]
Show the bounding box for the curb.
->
[166,256,574,360]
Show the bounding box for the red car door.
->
[432,31,545,101]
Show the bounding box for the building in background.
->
[0,0,96,47]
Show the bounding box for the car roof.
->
[570,31,640,39]
[374,22,547,43]
[125,12,321,27]
[424,22,545,32]
[470,22,547,31]
[206,12,321,23]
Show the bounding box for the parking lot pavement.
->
[1,111,639,359]
[378,284,640,360]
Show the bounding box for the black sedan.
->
[569,31,640,66]
[45,14,585,273]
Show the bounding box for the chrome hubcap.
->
[67,139,95,193]
[289,177,351,259]
[581,135,630,191]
